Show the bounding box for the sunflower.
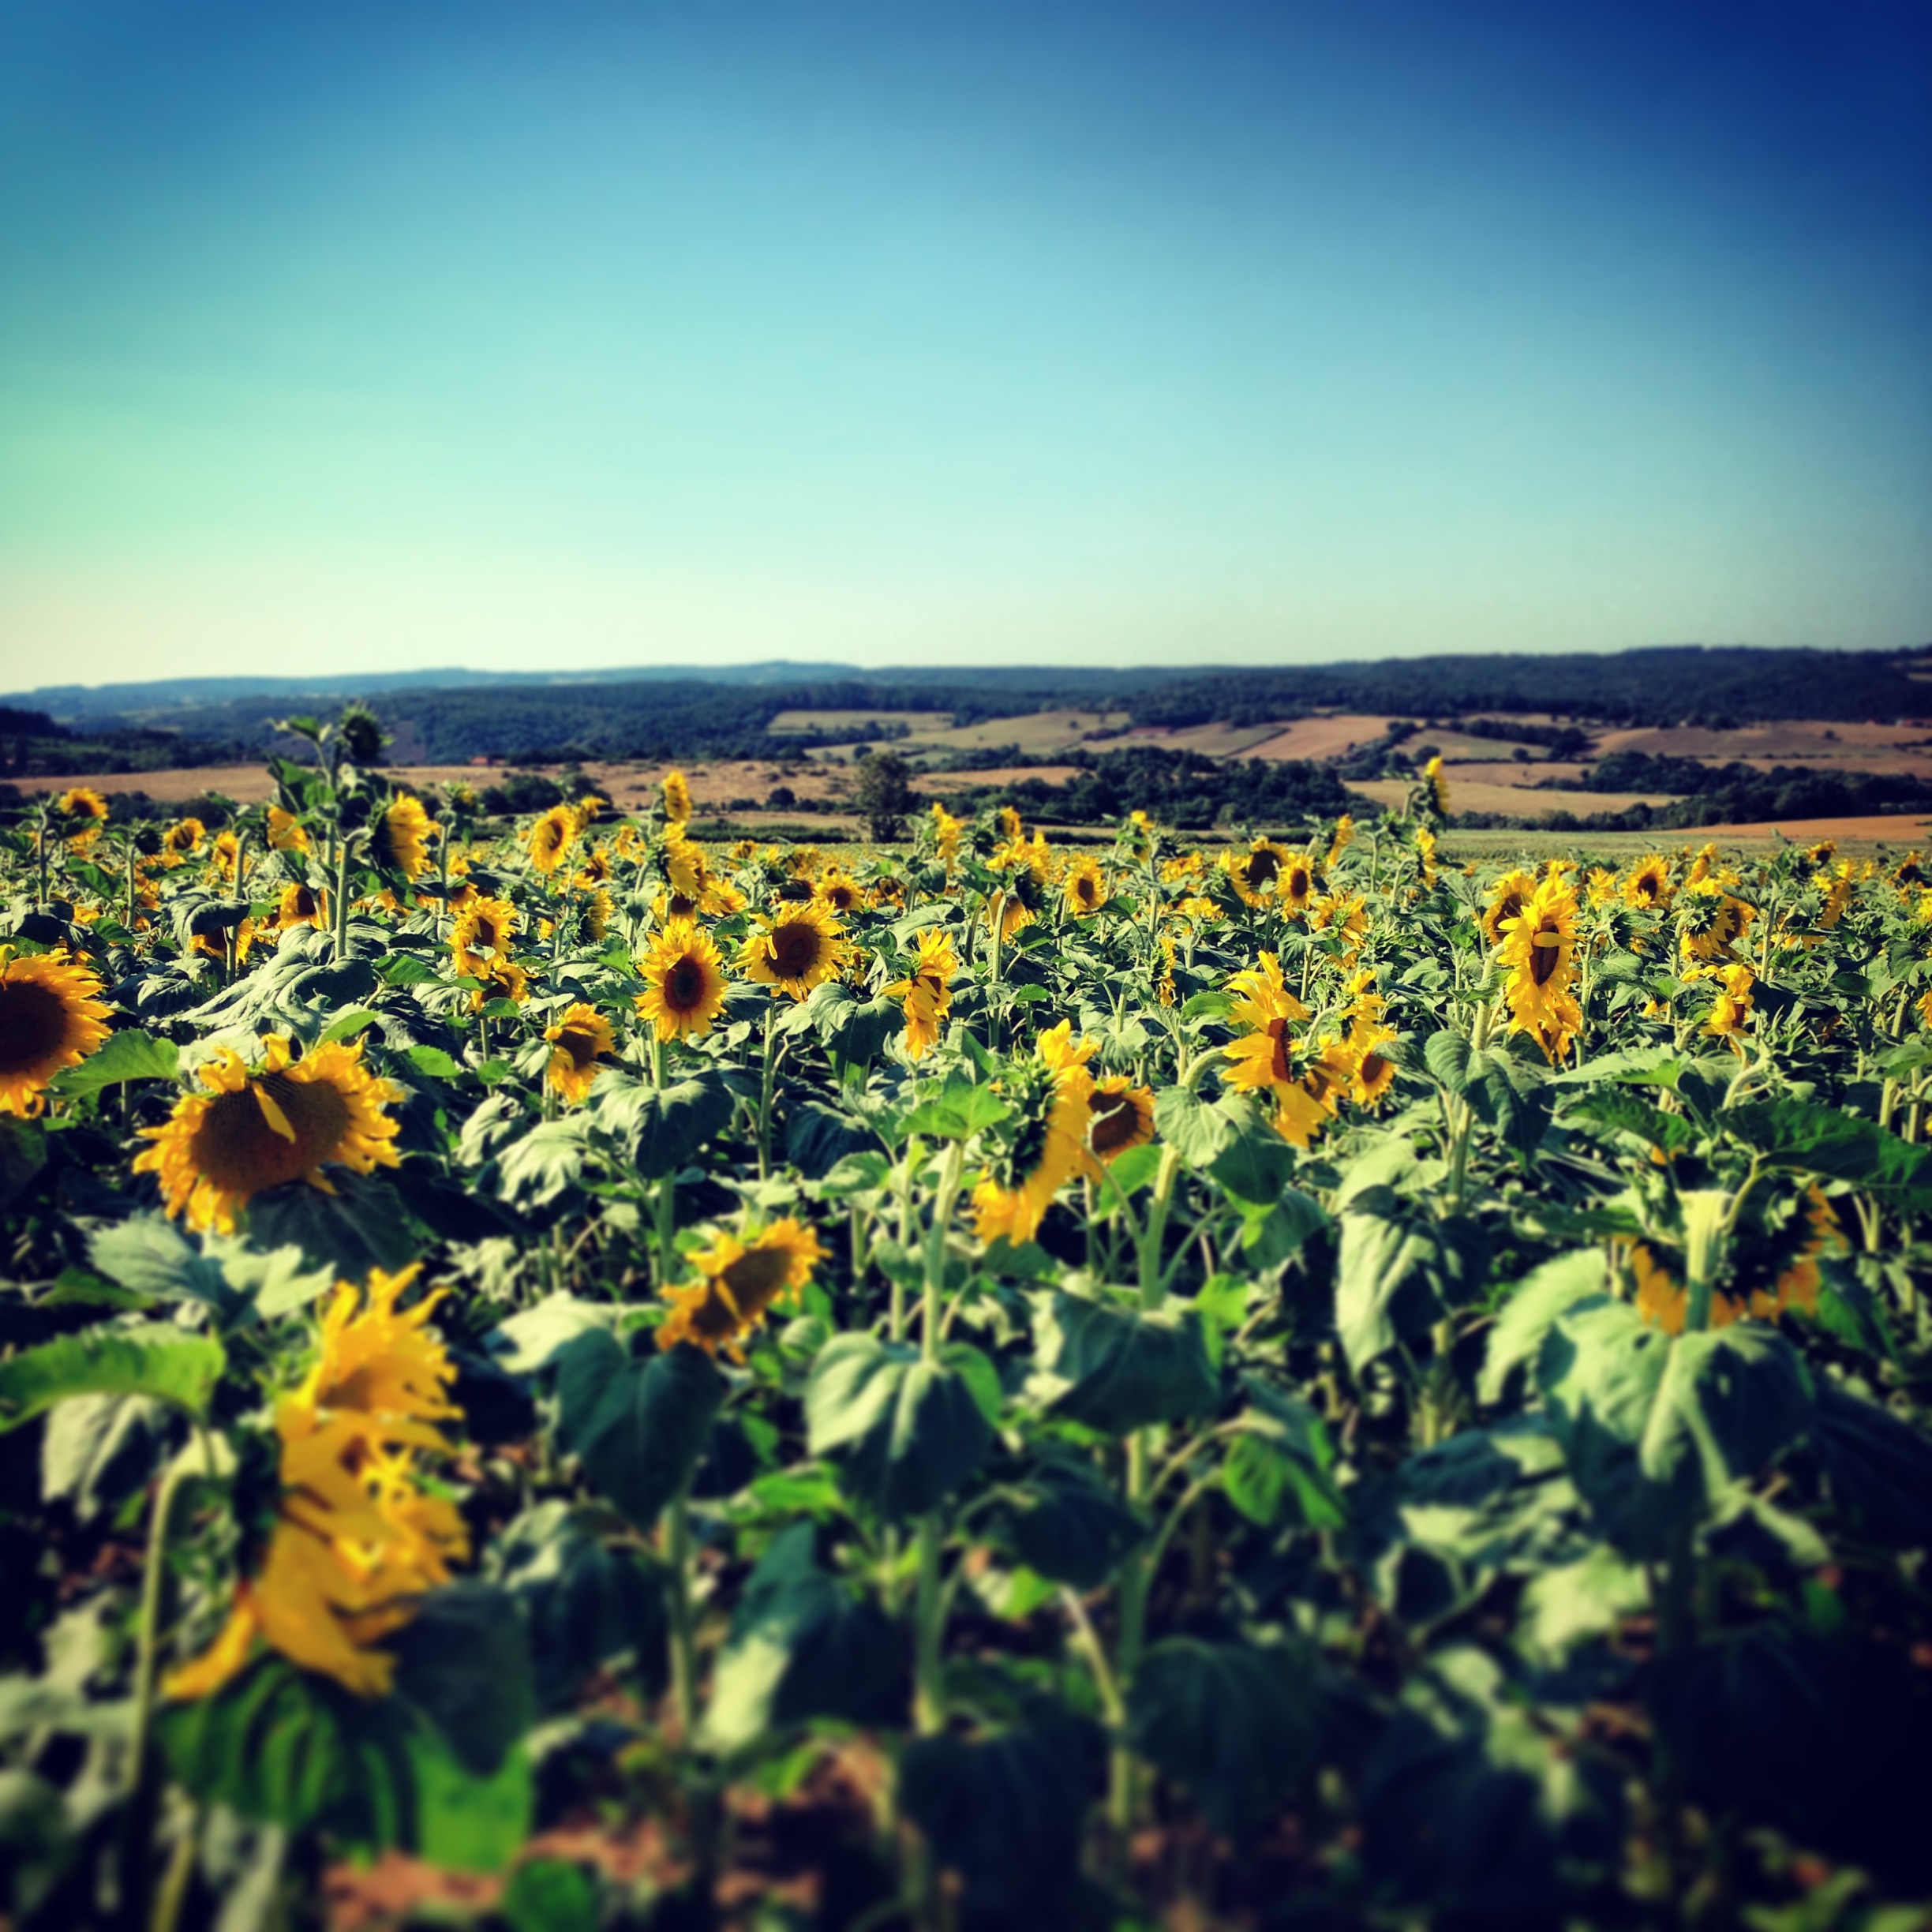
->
[266,806,309,854]
[990,874,1042,943]
[1326,815,1355,868]
[1623,856,1674,912]
[1312,891,1367,949]
[883,928,958,1061]
[1422,756,1451,816]
[664,828,706,902]
[189,911,259,968]
[1226,951,1310,1028]
[574,793,608,828]
[526,804,578,876]
[1816,864,1855,930]
[545,1002,617,1103]
[1498,874,1582,1063]
[972,1022,1095,1246]
[740,901,850,1001]
[451,896,518,978]
[208,830,245,886]
[471,957,530,1012]
[1086,1076,1155,1166]
[1806,839,1837,867]
[1481,870,1537,949]
[1223,838,1293,908]
[1275,851,1319,915]
[663,769,694,826]
[162,818,206,865]
[1679,880,1754,962]
[275,882,329,935]
[816,867,864,916]
[1222,999,1350,1148]
[1345,1017,1398,1108]
[134,1034,404,1234]
[166,1265,469,1702]
[0,947,113,1117]
[930,803,963,871]
[996,806,1024,841]
[575,845,613,888]
[658,1219,823,1361]
[1063,858,1108,916]
[1760,1187,1844,1320]
[58,787,109,826]
[370,796,433,882]
[637,919,730,1043]
[1704,962,1755,1047]
[1415,826,1439,889]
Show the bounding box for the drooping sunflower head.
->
[526,804,578,876]
[739,901,849,1001]
[298,1264,462,1428]
[1807,839,1837,868]
[930,803,963,867]
[545,1002,617,1103]
[574,793,609,829]
[0,947,113,1118]
[369,795,434,882]
[1064,858,1107,915]
[575,844,613,886]
[275,882,328,934]
[1087,1076,1155,1164]
[658,1219,823,1360]
[1678,881,1754,961]
[133,1034,404,1234]
[662,769,694,826]
[1481,870,1538,948]
[637,919,730,1042]
[1326,814,1355,867]
[1423,756,1451,816]
[163,817,206,862]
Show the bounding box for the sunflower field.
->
[5,716,1932,1931]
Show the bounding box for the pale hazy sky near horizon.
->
[1,0,1929,690]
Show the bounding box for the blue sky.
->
[1,0,1927,683]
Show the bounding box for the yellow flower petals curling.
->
[0,946,114,1118]
[134,1033,404,1234]
[659,1219,824,1361]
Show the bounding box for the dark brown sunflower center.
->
[1493,893,1522,934]
[770,923,823,979]
[189,1072,354,1194]
[0,982,66,1073]
[664,955,709,1013]
[1248,849,1282,886]
[1360,1051,1390,1086]
[1268,1017,1294,1084]
[1287,865,1311,899]
[1076,875,1099,906]
[288,887,318,920]
[716,1246,793,1323]
[556,1026,601,1069]
[1530,930,1562,985]
[472,915,503,950]
[1089,1090,1145,1156]
[825,885,857,912]
[1636,873,1662,902]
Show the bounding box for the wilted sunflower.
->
[637,918,730,1043]
[0,947,112,1117]
[883,927,958,1061]
[659,1219,823,1361]
[134,1034,404,1234]
[266,806,309,853]
[1498,875,1582,1062]
[451,895,518,977]
[1223,838,1292,908]
[1086,1076,1155,1168]
[1623,856,1674,912]
[526,803,578,876]
[167,1264,468,1701]
[275,882,328,934]
[1063,857,1108,916]
[1678,879,1754,962]
[972,1022,1095,1246]
[545,1002,616,1103]
[1481,870,1537,949]
[370,795,434,882]
[740,901,850,1001]
[816,867,864,916]
[662,769,694,825]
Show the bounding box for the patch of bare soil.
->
[1240,715,1394,762]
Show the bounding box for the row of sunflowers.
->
[2,715,1931,1930]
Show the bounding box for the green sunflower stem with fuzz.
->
[757,1000,778,1181]
[331,836,353,963]
[909,1136,966,1740]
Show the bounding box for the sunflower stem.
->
[1136,1144,1181,1312]
[757,1001,777,1180]
[331,837,352,962]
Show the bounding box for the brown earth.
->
[1594,721,1932,761]
[1238,715,1394,761]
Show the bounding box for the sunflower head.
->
[527,804,578,876]
[275,882,328,934]
[1063,858,1107,916]
[816,868,863,916]
[1625,856,1673,910]
[638,919,731,1043]
[659,1219,823,1360]
[0,947,113,1118]
[662,770,694,825]
[471,957,530,1011]
[451,896,518,976]
[545,1002,617,1103]
[163,817,206,862]
[739,901,849,1001]
[266,807,309,854]
[1088,1076,1155,1164]
[133,1033,404,1234]
[370,795,434,882]
[57,787,110,826]
[1481,870,1537,949]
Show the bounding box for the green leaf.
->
[245,1172,418,1279]
[1518,1548,1650,1663]
[1129,1637,1321,1839]
[1335,1205,1442,1376]
[40,1393,173,1522]
[50,1028,178,1099]
[1808,1382,1932,1544]
[0,1326,225,1432]
[1423,1029,1474,1095]
[900,1074,1010,1140]
[1223,1382,1343,1530]
[318,1008,380,1045]
[1536,1302,1813,1559]
[1549,1046,1685,1089]
[804,1335,992,1521]
[1728,1099,1932,1207]
[502,1861,600,1932]
[403,1044,464,1080]
[388,1586,534,1778]
[492,1503,667,1712]
[1153,1085,1237,1169]
[1028,1291,1220,1435]
[90,1217,238,1314]
[1208,1116,1297,1208]
[1000,1458,1145,1589]
[587,1072,736,1181]
[554,1331,724,1533]
[702,1522,904,1751]
[494,1118,592,1208]
[0,1118,47,1214]
[1478,1249,1609,1405]
[489,1294,613,1375]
